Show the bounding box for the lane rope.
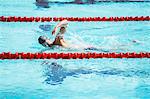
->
[0,16,150,22]
[0,52,149,59]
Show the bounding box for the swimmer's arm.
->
[60,39,68,48]
[56,19,68,28]
[52,20,68,35]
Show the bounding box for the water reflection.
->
[42,62,150,85]
[39,24,53,31]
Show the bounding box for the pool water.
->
[0,0,150,99]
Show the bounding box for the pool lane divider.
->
[0,52,149,59]
[0,16,150,22]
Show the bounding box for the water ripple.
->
[43,62,150,85]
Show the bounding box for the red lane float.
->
[0,16,150,22]
[0,52,149,59]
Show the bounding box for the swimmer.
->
[35,0,49,8]
[38,20,110,52]
[38,20,68,48]
[74,0,95,4]
[74,0,83,4]
[36,0,48,3]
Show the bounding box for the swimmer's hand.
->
[52,20,68,35]
[52,29,56,35]
[52,27,57,35]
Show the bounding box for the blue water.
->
[0,0,150,99]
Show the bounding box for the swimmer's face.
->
[60,27,66,34]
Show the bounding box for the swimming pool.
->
[0,0,150,99]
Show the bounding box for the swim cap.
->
[38,36,47,44]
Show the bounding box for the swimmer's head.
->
[38,36,52,47]
[38,36,46,44]
[60,27,66,34]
